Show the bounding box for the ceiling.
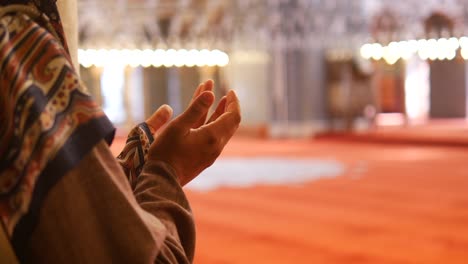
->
[77,0,468,50]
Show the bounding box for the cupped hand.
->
[145,79,213,136]
[147,80,241,186]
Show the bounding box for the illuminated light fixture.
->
[174,49,187,67]
[89,49,103,67]
[459,37,468,48]
[197,49,211,67]
[217,51,230,67]
[418,47,430,60]
[152,49,165,67]
[389,42,400,64]
[446,49,457,60]
[398,41,410,60]
[185,49,199,67]
[163,49,176,67]
[382,44,399,65]
[437,38,457,60]
[370,43,383,60]
[78,49,93,68]
[400,40,418,60]
[360,43,373,60]
[78,48,230,68]
[140,49,154,67]
[206,50,221,67]
[448,37,459,49]
[118,49,131,67]
[128,49,142,68]
[426,39,438,61]
[461,47,468,60]
[107,49,121,65]
[360,36,468,64]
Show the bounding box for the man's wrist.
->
[143,159,182,187]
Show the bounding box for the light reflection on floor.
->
[186,158,345,191]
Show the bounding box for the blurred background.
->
[74,0,468,263]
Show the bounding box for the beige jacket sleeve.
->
[24,140,195,263]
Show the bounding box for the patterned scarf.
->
[0,0,115,256]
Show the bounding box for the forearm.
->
[135,161,196,263]
[25,141,195,263]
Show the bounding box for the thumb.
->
[146,104,173,133]
[175,91,214,128]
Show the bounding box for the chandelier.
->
[77,0,468,66]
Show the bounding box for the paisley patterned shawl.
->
[0,0,115,253]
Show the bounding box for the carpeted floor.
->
[110,126,468,264]
[187,138,468,264]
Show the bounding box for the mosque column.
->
[224,50,270,133]
[269,46,288,137]
[179,67,201,109]
[123,66,147,130]
[425,12,467,118]
[429,61,467,118]
[142,67,169,118]
[269,45,328,137]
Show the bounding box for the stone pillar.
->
[179,67,201,109]
[143,67,169,119]
[269,47,327,137]
[225,51,270,126]
[123,67,146,129]
[429,60,467,118]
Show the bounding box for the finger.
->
[190,80,213,104]
[146,104,174,134]
[207,96,227,124]
[190,83,204,104]
[175,91,215,129]
[203,79,214,92]
[202,90,241,144]
[225,90,241,115]
[192,80,215,128]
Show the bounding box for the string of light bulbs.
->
[78,49,230,68]
[360,37,468,64]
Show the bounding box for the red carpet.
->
[188,138,468,264]
[110,129,468,263]
[316,120,468,147]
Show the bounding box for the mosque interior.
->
[76,1,468,263]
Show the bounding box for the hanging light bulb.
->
[371,43,383,60]
[448,37,459,50]
[382,45,399,65]
[77,48,230,68]
[217,51,230,67]
[139,49,153,67]
[360,43,373,60]
[446,49,457,60]
[164,49,177,67]
[418,42,430,60]
[175,49,188,67]
[185,49,199,67]
[78,49,93,68]
[152,49,165,67]
[426,39,438,61]
[107,49,121,66]
[461,47,468,60]
[197,49,210,67]
[128,49,141,68]
[459,37,468,48]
